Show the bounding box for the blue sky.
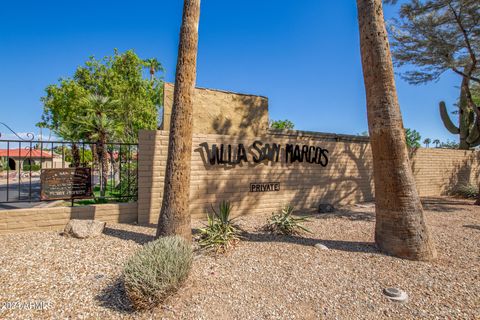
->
[0,0,460,143]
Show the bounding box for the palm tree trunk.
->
[96,141,108,198]
[356,0,436,260]
[71,143,80,167]
[156,0,201,242]
[101,148,108,197]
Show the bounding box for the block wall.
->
[0,203,137,235]
[138,130,479,224]
[411,148,479,196]
[3,130,478,235]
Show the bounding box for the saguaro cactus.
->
[439,101,480,149]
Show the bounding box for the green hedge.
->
[23,164,41,171]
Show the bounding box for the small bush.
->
[198,201,239,252]
[264,204,311,235]
[0,159,8,171]
[123,236,193,310]
[452,184,479,199]
[23,164,41,171]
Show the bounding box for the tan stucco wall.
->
[137,130,480,225]
[161,83,269,137]
[3,130,479,234]
[0,203,137,235]
[410,148,480,196]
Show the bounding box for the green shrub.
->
[263,204,311,235]
[452,184,479,199]
[198,201,239,252]
[0,159,8,171]
[123,236,193,310]
[23,164,41,171]
[405,128,421,149]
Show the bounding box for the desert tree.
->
[387,0,480,149]
[389,0,479,85]
[40,50,162,197]
[40,50,162,144]
[405,128,422,149]
[356,0,437,260]
[269,119,295,130]
[156,0,201,241]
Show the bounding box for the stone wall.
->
[137,130,480,224]
[0,203,137,235]
[161,83,269,137]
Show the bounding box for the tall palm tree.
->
[433,139,440,148]
[55,123,82,167]
[156,0,201,242]
[77,94,123,198]
[423,138,431,148]
[143,58,163,82]
[356,0,436,260]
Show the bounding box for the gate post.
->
[137,130,167,225]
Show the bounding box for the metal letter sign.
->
[201,140,329,166]
[250,182,280,192]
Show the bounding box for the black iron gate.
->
[0,135,138,205]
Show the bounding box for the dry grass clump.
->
[263,204,311,235]
[123,236,192,310]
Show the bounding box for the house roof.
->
[0,149,53,158]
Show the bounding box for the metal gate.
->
[0,128,138,205]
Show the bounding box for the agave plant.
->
[264,204,311,235]
[198,201,240,252]
[452,184,479,199]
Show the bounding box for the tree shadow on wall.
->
[410,149,479,199]
[193,137,375,220]
[211,95,268,141]
[318,142,374,206]
[193,144,310,217]
[212,117,233,136]
[443,151,479,196]
[235,96,269,138]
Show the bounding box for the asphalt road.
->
[0,181,42,209]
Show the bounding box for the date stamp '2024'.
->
[1,301,52,311]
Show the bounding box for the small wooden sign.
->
[40,168,92,200]
[250,182,280,193]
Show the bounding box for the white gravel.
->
[0,197,479,319]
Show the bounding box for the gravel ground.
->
[1,197,479,319]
